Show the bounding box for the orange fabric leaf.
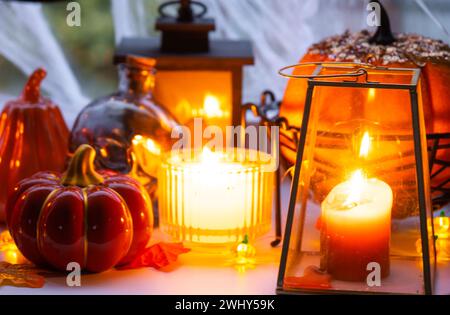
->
[0,262,45,288]
[117,242,190,270]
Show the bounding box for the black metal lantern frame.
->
[245,95,450,216]
[241,62,450,294]
[244,90,450,256]
[277,62,435,294]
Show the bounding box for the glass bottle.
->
[69,56,179,199]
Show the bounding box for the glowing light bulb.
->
[235,235,256,265]
[434,211,450,239]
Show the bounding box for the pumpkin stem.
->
[368,0,396,45]
[21,68,46,103]
[61,145,104,187]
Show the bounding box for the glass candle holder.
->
[158,148,275,247]
[277,63,436,295]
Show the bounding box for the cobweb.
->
[0,2,88,125]
[0,0,448,125]
[112,0,367,102]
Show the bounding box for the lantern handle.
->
[159,0,207,22]
[278,62,375,80]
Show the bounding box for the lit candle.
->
[190,94,230,125]
[320,131,393,281]
[159,148,273,245]
[320,169,393,281]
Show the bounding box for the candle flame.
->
[359,131,371,158]
[344,169,366,207]
[368,88,376,102]
[201,146,222,164]
[203,95,224,118]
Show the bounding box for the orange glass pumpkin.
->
[0,69,69,221]
[280,29,450,218]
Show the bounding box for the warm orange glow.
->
[437,216,450,230]
[130,134,162,183]
[321,169,393,280]
[434,213,450,239]
[368,88,376,102]
[159,149,274,245]
[235,237,256,266]
[341,131,371,206]
[416,237,449,261]
[0,231,16,252]
[199,146,222,165]
[154,71,233,127]
[191,94,229,119]
[359,131,371,158]
[344,169,365,207]
[0,230,26,264]
[203,95,224,118]
[132,135,161,156]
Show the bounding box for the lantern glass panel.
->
[280,66,435,294]
[154,71,233,129]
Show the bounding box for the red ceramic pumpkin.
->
[6,144,153,272]
[0,68,69,221]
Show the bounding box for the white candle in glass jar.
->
[159,148,274,245]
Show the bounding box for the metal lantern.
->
[277,62,436,294]
[114,0,254,129]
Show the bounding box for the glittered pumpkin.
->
[0,68,69,221]
[280,29,450,218]
[6,145,153,273]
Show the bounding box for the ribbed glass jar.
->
[158,148,274,246]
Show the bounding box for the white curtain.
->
[111,0,450,102]
[0,0,448,125]
[0,2,88,125]
[112,0,367,102]
[202,0,368,101]
[112,0,149,43]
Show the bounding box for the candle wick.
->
[338,200,359,211]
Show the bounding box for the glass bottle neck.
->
[118,64,155,96]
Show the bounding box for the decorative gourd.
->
[281,31,450,138]
[0,69,69,221]
[6,145,153,272]
[280,8,450,218]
